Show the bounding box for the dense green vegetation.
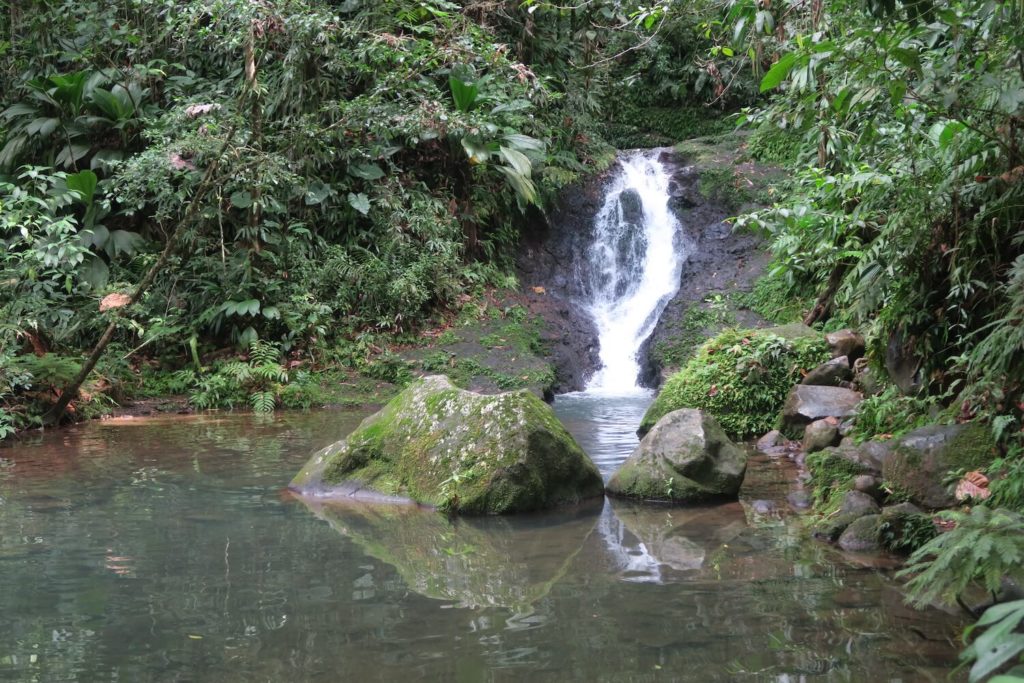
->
[0,0,743,429]
[642,326,829,438]
[3,0,1024,676]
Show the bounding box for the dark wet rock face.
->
[516,178,609,392]
[290,376,604,514]
[639,157,772,387]
[607,408,747,503]
[518,147,774,393]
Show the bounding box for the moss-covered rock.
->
[607,409,747,503]
[290,376,603,514]
[640,326,830,439]
[838,514,882,552]
[881,421,998,509]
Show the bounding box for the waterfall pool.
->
[0,408,964,681]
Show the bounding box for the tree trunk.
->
[44,128,236,426]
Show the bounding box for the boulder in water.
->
[607,409,747,503]
[290,376,603,514]
[838,514,882,552]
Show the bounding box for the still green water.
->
[0,408,963,681]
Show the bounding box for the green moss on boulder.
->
[640,326,829,439]
[290,376,603,514]
[607,409,747,503]
[881,421,998,509]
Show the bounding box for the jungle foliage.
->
[0,0,737,426]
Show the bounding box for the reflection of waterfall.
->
[582,150,687,395]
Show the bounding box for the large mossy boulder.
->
[608,409,747,503]
[639,326,830,439]
[881,422,998,509]
[289,376,603,514]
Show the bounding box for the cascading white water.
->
[582,149,686,395]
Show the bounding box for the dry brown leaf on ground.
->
[955,470,991,501]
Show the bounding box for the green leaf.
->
[230,190,253,209]
[66,170,98,205]
[347,192,370,215]
[82,255,109,289]
[503,133,545,152]
[348,163,384,180]
[448,75,479,113]
[722,46,735,57]
[108,229,144,257]
[498,147,532,177]
[760,53,797,92]
[304,181,331,205]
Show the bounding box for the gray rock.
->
[811,513,863,542]
[826,329,865,361]
[289,376,603,514]
[838,514,882,551]
[756,429,785,453]
[607,409,747,503]
[787,490,812,510]
[881,502,923,520]
[881,422,997,509]
[782,385,863,433]
[840,490,881,517]
[853,475,882,498]
[885,330,923,395]
[802,356,853,387]
[803,419,840,453]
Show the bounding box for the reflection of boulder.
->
[290,376,603,514]
[599,498,748,580]
[301,497,600,609]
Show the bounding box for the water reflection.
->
[600,499,748,581]
[301,497,601,609]
[0,409,967,681]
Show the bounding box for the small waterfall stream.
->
[581,149,687,395]
[554,149,689,475]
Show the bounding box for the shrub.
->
[640,327,829,438]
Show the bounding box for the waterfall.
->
[581,149,687,395]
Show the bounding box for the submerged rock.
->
[782,385,862,434]
[607,409,747,503]
[881,422,997,509]
[290,376,603,514]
